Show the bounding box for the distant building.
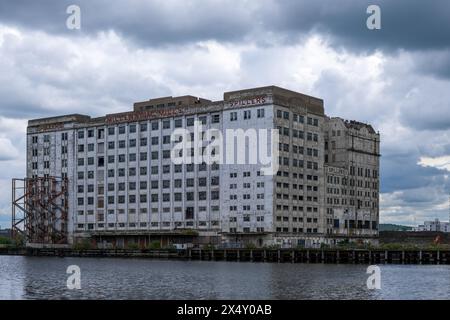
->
[413,219,450,233]
[0,229,12,239]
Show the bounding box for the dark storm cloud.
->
[381,152,444,193]
[0,0,255,46]
[265,0,450,52]
[1,0,449,51]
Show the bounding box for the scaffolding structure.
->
[12,177,69,245]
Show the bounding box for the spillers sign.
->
[225,95,269,109]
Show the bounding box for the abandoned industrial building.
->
[15,86,380,248]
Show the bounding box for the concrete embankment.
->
[1,247,450,264]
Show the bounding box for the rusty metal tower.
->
[12,176,69,246]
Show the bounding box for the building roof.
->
[343,119,376,134]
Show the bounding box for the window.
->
[277,110,282,118]
[97,129,105,139]
[186,118,194,126]
[257,108,265,118]
[211,114,220,123]
[230,112,237,121]
[163,120,171,129]
[199,116,207,125]
[108,127,115,135]
[243,110,251,120]
[211,191,219,200]
[174,119,182,128]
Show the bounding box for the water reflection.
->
[0,256,448,300]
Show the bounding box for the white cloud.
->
[418,155,450,171]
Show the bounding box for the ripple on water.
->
[0,256,449,300]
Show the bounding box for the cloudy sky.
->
[0,0,450,228]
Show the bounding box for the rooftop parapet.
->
[133,95,212,112]
[224,85,324,115]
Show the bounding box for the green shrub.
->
[203,244,216,250]
[126,242,140,250]
[0,236,12,245]
[244,243,257,249]
[148,241,161,249]
[73,239,92,250]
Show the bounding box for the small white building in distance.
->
[413,219,450,233]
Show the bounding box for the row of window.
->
[77,190,221,205]
[76,115,221,140]
[326,198,378,208]
[327,187,378,197]
[275,205,319,212]
[275,227,319,233]
[76,163,219,180]
[276,216,318,223]
[276,110,319,127]
[276,171,319,181]
[279,144,319,156]
[77,177,220,194]
[229,193,265,200]
[277,127,319,141]
[276,182,318,191]
[78,206,220,216]
[229,108,265,121]
[77,221,221,230]
[276,194,319,202]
